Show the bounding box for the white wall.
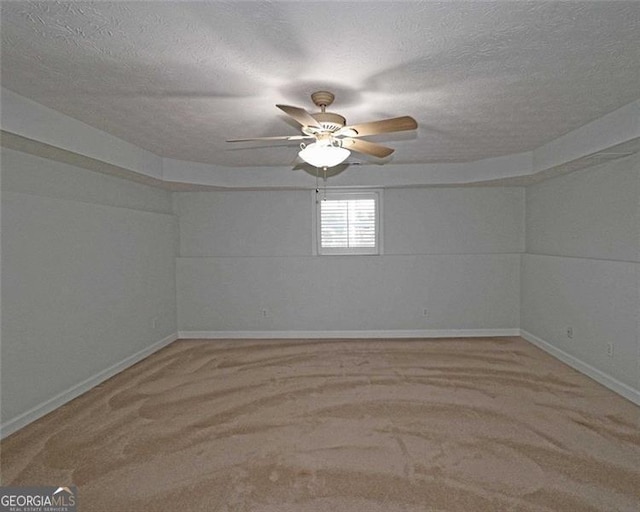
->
[3,141,638,434]
[1,148,178,432]
[521,153,639,398]
[176,187,524,335]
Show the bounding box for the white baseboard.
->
[178,328,520,339]
[0,333,178,439]
[5,329,634,438]
[520,330,640,406]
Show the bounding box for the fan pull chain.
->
[323,166,328,201]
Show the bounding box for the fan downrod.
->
[305,91,345,132]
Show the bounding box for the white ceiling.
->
[1,1,639,170]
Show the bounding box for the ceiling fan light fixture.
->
[298,143,350,168]
[228,91,418,169]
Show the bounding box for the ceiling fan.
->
[227,91,418,169]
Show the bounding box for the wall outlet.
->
[422,308,428,317]
[566,327,573,339]
[261,309,269,318]
[606,342,614,357]
[151,316,159,329]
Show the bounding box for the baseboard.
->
[520,330,640,406]
[5,329,633,437]
[0,333,178,439]
[178,328,521,339]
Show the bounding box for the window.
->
[315,190,381,255]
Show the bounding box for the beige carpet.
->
[1,337,639,511]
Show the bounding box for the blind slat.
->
[320,198,377,249]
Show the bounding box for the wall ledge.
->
[2,87,638,190]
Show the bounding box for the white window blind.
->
[316,191,380,255]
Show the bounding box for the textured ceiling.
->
[1,1,639,168]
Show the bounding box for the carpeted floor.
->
[1,337,639,511]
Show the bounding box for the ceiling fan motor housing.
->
[311,112,346,132]
[308,91,345,132]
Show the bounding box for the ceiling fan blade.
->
[337,116,417,138]
[276,104,322,129]
[341,138,395,158]
[227,135,313,142]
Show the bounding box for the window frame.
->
[312,189,383,256]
